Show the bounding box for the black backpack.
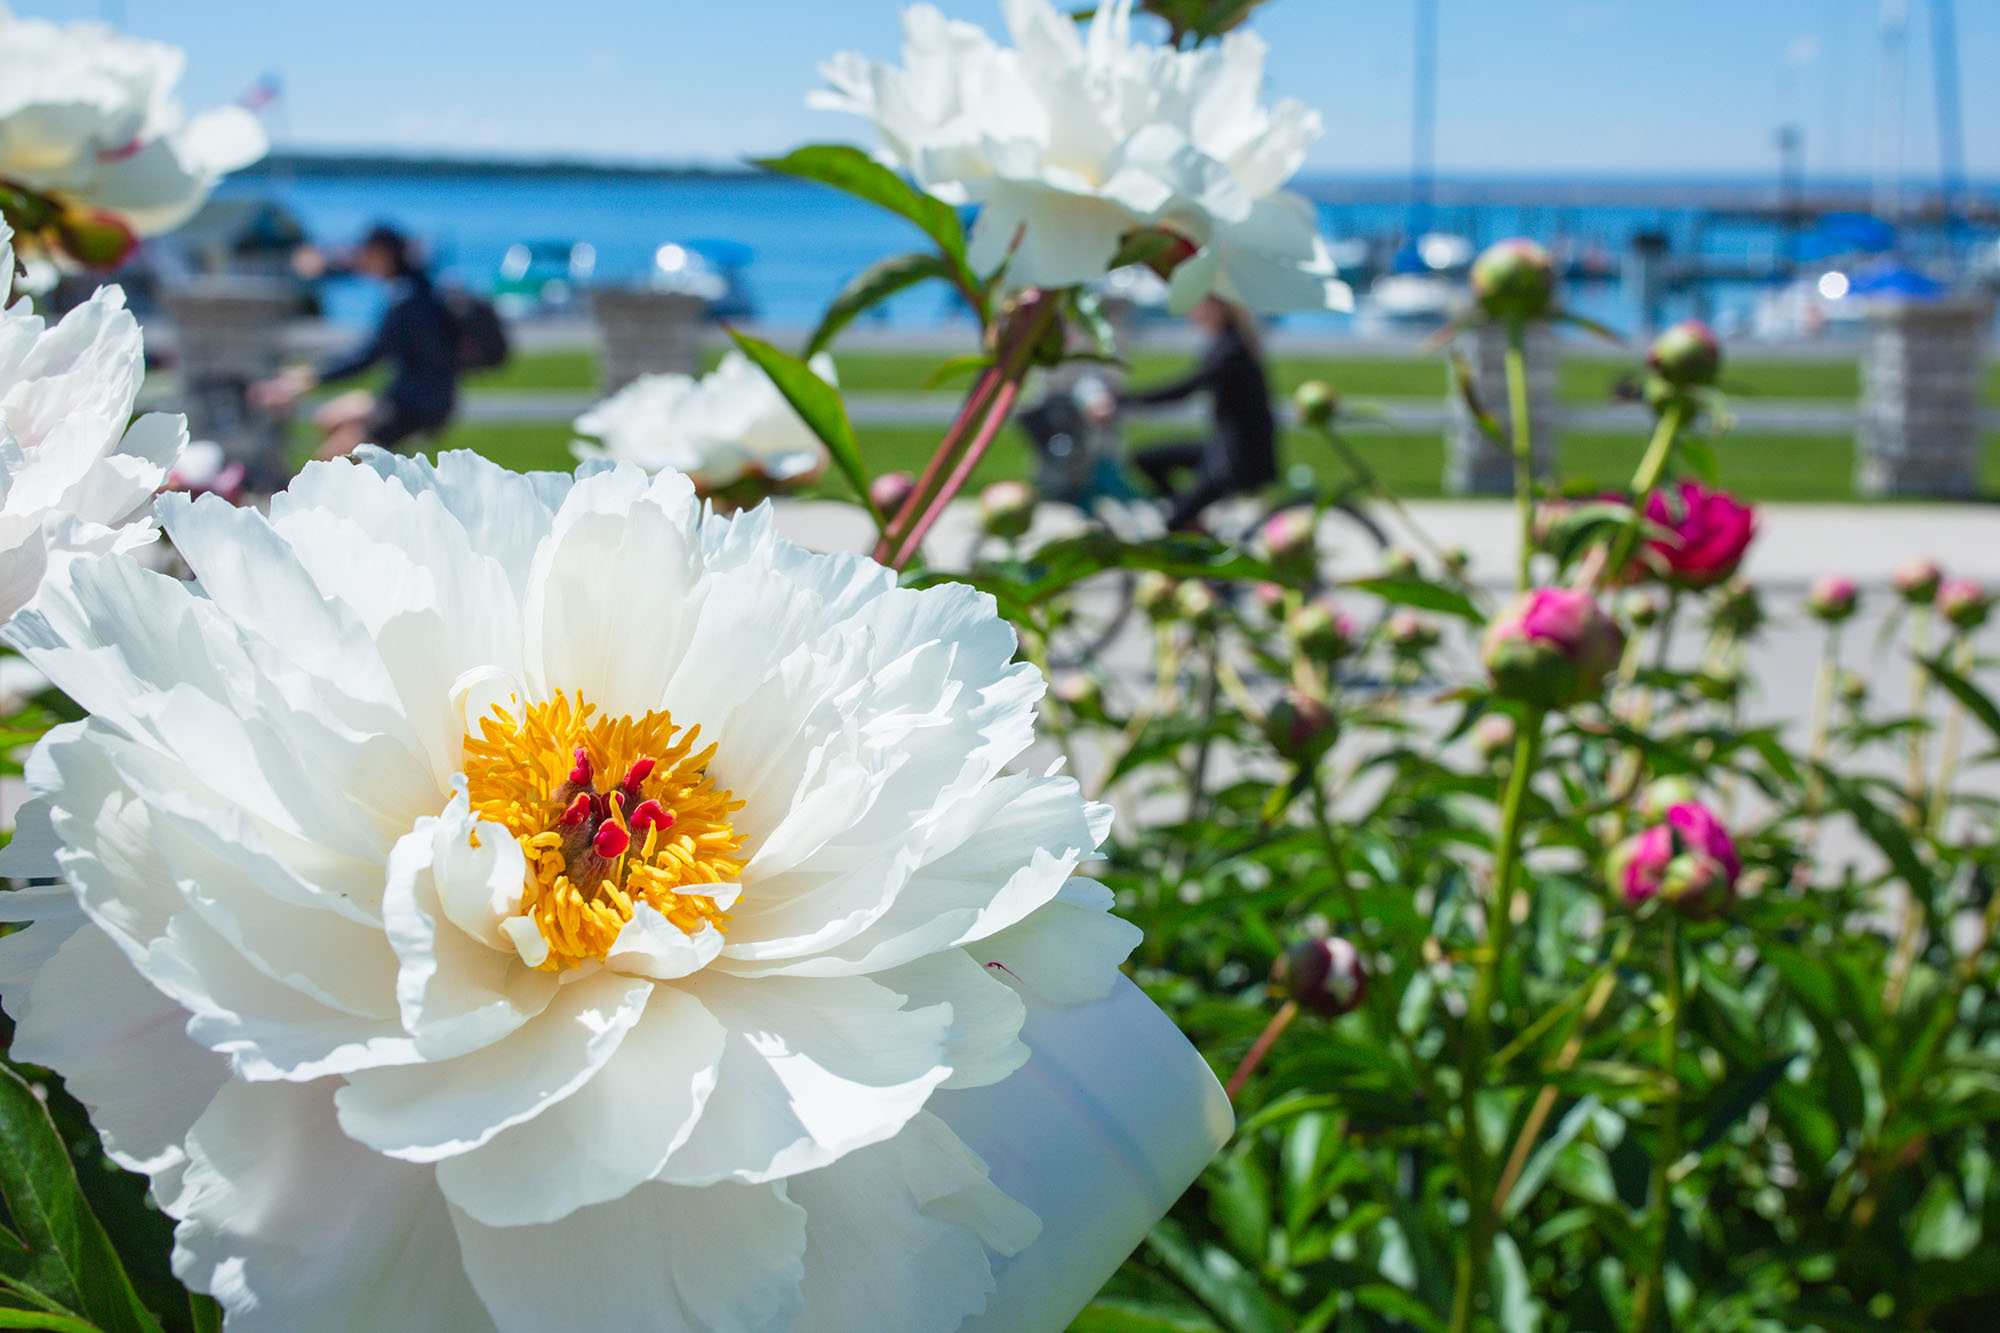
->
[441,287,510,373]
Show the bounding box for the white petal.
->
[966,878,1143,1007]
[434,982,725,1226]
[452,1178,806,1333]
[336,969,651,1163]
[784,1111,1039,1333]
[605,907,727,981]
[170,1080,491,1333]
[877,947,1029,1090]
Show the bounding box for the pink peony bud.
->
[1805,574,1859,623]
[1938,578,1992,631]
[868,470,916,516]
[1892,557,1942,605]
[1263,688,1336,764]
[1286,598,1355,660]
[1270,936,1367,1019]
[978,480,1036,540]
[1610,802,1741,917]
[1646,320,1722,388]
[1640,481,1756,589]
[1260,508,1318,579]
[1385,609,1439,657]
[1470,238,1557,325]
[1482,587,1625,709]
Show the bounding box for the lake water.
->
[212,167,1998,339]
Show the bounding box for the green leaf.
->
[0,1066,161,1333]
[1922,651,2000,744]
[1348,576,1482,622]
[751,144,971,282]
[189,1295,221,1333]
[1073,1301,1221,1333]
[0,1309,106,1332]
[1691,1053,1798,1152]
[728,331,878,525]
[806,251,952,358]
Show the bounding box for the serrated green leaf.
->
[727,331,878,525]
[0,1066,161,1333]
[807,251,952,358]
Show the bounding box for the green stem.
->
[1905,607,1933,827]
[1803,624,1841,822]
[1631,915,1685,1333]
[1450,710,1547,1333]
[1503,328,1536,591]
[1601,402,1687,589]
[1928,634,1973,835]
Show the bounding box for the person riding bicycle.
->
[250,223,458,460]
[1095,295,1276,531]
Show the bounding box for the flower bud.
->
[1286,598,1355,661]
[1620,589,1663,629]
[1263,688,1336,764]
[1693,664,1742,704]
[1441,545,1471,578]
[1135,571,1179,621]
[1049,670,1101,713]
[1253,581,1286,614]
[1270,935,1367,1019]
[1892,557,1942,605]
[1837,670,1867,706]
[54,208,138,269]
[1481,587,1624,709]
[1609,801,1740,918]
[1640,482,1756,590]
[1805,574,1858,624]
[868,470,916,516]
[1646,319,1722,389]
[1292,379,1340,428]
[1470,712,1517,760]
[1377,547,1417,581]
[1470,238,1556,325]
[1637,776,1699,823]
[1938,578,1992,631]
[1173,578,1219,626]
[978,479,1035,540]
[1709,577,1763,637]
[1260,508,1317,580]
[1385,609,1439,658]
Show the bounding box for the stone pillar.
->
[158,280,299,489]
[591,288,707,392]
[1445,321,1559,495]
[1856,297,1992,498]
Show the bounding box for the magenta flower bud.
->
[1135,571,1179,621]
[868,470,916,516]
[1263,688,1336,764]
[1805,574,1859,624]
[1270,935,1367,1019]
[1286,598,1356,660]
[1646,319,1722,388]
[1482,587,1625,709]
[1610,801,1741,917]
[1292,379,1340,428]
[1641,481,1757,589]
[1260,508,1317,579]
[1893,557,1942,605]
[978,480,1035,540]
[1938,578,1992,631]
[1470,712,1517,759]
[1470,238,1557,325]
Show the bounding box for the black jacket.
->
[1119,324,1276,480]
[318,274,457,419]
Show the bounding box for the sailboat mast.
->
[1873,0,1908,221]
[1410,0,1438,239]
[1930,0,1965,229]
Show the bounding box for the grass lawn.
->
[404,409,2000,505]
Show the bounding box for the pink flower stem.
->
[873,365,1003,564]
[890,376,1023,569]
[1223,999,1298,1103]
[1503,329,1536,591]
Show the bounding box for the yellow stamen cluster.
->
[463,692,744,971]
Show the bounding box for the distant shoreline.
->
[238,150,1996,212]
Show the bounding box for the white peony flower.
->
[574,351,835,493]
[0,220,184,623]
[0,448,1228,1330]
[814,0,1349,314]
[0,4,265,239]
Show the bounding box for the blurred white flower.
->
[0,4,265,241]
[0,221,183,623]
[815,0,1349,314]
[0,450,1225,1330]
[574,350,834,493]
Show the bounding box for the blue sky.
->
[30,1,2000,180]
